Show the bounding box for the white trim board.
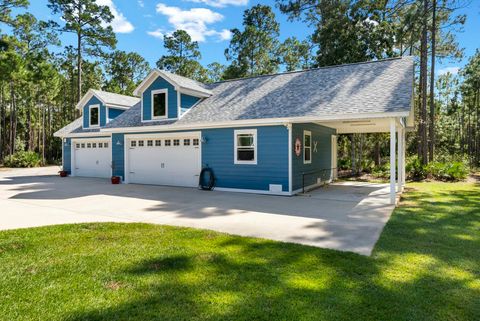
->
[214,187,291,196]
[102,111,411,134]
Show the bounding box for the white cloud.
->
[147,29,165,39]
[138,0,144,8]
[96,0,134,33]
[186,0,248,8]
[438,66,460,76]
[150,3,229,42]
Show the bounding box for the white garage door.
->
[126,133,201,187]
[72,139,111,178]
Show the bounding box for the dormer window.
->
[89,105,99,127]
[151,89,167,119]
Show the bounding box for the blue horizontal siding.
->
[181,94,200,109]
[142,76,177,121]
[82,96,106,128]
[112,133,125,179]
[202,126,289,192]
[63,138,71,173]
[292,123,336,191]
[108,108,124,120]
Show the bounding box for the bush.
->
[406,156,468,182]
[3,151,42,168]
[406,156,427,181]
[427,161,468,181]
[371,163,390,179]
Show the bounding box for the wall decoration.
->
[313,141,318,153]
[295,138,302,157]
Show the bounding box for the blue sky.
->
[27,0,480,75]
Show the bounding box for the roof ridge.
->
[91,89,139,99]
[211,56,409,85]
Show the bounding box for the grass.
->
[0,182,479,321]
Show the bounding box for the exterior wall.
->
[180,94,200,112]
[142,76,178,121]
[82,96,107,128]
[112,133,125,179]
[62,138,72,173]
[291,123,336,192]
[108,108,124,121]
[114,125,289,192]
[202,126,289,192]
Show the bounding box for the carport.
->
[316,115,410,204]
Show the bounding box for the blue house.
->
[55,57,414,199]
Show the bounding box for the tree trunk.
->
[351,134,356,175]
[10,80,17,155]
[0,83,3,161]
[428,0,436,162]
[419,0,429,165]
[77,31,82,103]
[374,139,381,166]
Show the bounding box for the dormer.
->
[133,69,212,122]
[76,89,140,129]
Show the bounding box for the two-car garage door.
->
[126,132,201,187]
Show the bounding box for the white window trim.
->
[151,88,168,120]
[304,130,312,164]
[234,129,257,165]
[89,104,100,127]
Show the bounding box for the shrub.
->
[406,156,427,181]
[427,161,468,181]
[3,151,42,168]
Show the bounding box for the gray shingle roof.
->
[91,89,140,107]
[53,117,102,137]
[160,70,212,95]
[59,57,414,135]
[177,56,413,125]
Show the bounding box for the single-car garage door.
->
[72,138,111,178]
[126,132,201,187]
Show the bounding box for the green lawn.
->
[0,182,479,321]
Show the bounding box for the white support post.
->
[402,128,406,186]
[390,118,396,205]
[398,125,403,193]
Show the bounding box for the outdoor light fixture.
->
[201,136,207,144]
[116,140,122,146]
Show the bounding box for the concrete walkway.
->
[0,167,395,255]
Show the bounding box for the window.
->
[304,130,312,164]
[131,140,136,147]
[147,140,153,147]
[87,143,92,148]
[89,105,99,127]
[173,139,180,146]
[155,140,161,146]
[165,139,171,146]
[151,89,167,119]
[193,139,199,146]
[81,143,85,148]
[138,140,144,147]
[76,143,80,149]
[104,142,108,148]
[92,143,97,148]
[99,142,103,148]
[184,139,190,146]
[234,129,257,164]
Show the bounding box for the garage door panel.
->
[127,134,200,187]
[73,139,111,178]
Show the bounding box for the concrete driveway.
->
[0,167,395,255]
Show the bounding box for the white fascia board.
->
[101,111,411,133]
[59,132,112,138]
[133,69,159,96]
[75,89,106,110]
[178,87,212,98]
[104,104,133,110]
